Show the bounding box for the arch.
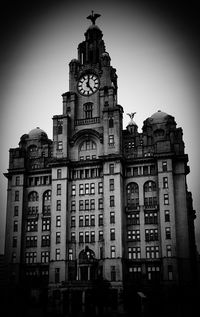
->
[126,182,139,208]
[28,191,39,202]
[79,247,95,260]
[79,139,96,151]
[43,190,51,201]
[144,181,157,192]
[127,182,139,194]
[70,129,103,145]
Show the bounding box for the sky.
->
[0,0,200,253]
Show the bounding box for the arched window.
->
[80,140,96,151]
[43,190,51,201]
[28,145,37,157]
[28,191,39,202]
[144,181,156,192]
[79,247,95,260]
[126,183,139,208]
[79,139,97,160]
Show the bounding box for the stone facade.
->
[4,15,197,316]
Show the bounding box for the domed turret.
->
[28,127,48,139]
[149,110,169,124]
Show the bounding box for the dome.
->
[149,110,169,124]
[28,127,47,139]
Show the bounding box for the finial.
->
[127,112,136,121]
[87,10,101,25]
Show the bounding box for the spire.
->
[87,11,101,25]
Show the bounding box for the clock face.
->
[77,74,99,96]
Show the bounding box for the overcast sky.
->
[0,0,200,253]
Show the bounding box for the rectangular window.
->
[56,216,61,227]
[110,228,115,241]
[56,200,61,211]
[14,206,19,217]
[99,230,103,241]
[109,179,114,191]
[129,266,142,281]
[98,214,103,226]
[164,194,169,205]
[162,161,167,171]
[111,246,116,258]
[71,216,76,227]
[85,231,89,243]
[165,227,171,239]
[85,215,89,226]
[85,183,89,195]
[41,235,50,247]
[127,230,140,241]
[57,184,61,195]
[79,184,84,195]
[79,216,84,227]
[127,213,140,225]
[166,245,172,257]
[144,212,158,224]
[145,229,158,241]
[108,135,114,145]
[71,185,76,196]
[41,251,49,263]
[147,266,160,281]
[55,249,60,261]
[110,212,115,224]
[71,232,76,242]
[68,249,73,261]
[146,246,159,259]
[90,231,95,243]
[109,164,114,174]
[90,199,95,210]
[90,183,95,194]
[56,232,61,244]
[85,169,89,178]
[85,199,89,210]
[128,247,141,260]
[168,265,173,280]
[15,176,20,186]
[57,169,62,179]
[111,266,116,281]
[90,215,95,226]
[12,237,17,248]
[71,200,76,212]
[42,218,51,231]
[15,191,19,201]
[27,220,38,232]
[110,195,115,207]
[12,252,16,263]
[91,168,96,178]
[79,200,84,211]
[13,220,18,232]
[57,141,63,150]
[163,177,168,188]
[79,232,84,243]
[165,210,170,222]
[55,268,60,283]
[98,198,103,210]
[98,182,103,194]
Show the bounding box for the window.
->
[129,266,142,281]
[90,199,95,210]
[68,249,73,261]
[110,228,115,241]
[42,218,51,231]
[127,230,140,241]
[26,252,37,264]
[90,183,95,194]
[79,232,84,243]
[145,229,158,241]
[79,200,84,211]
[28,191,39,202]
[110,212,115,224]
[147,265,160,281]
[109,164,114,174]
[56,216,61,227]
[79,216,84,227]
[13,221,18,232]
[56,232,61,244]
[85,231,89,243]
[27,220,38,232]
[163,177,168,188]
[14,206,19,217]
[164,194,169,205]
[144,181,156,192]
[57,169,62,179]
[146,246,159,259]
[90,215,95,226]
[144,212,158,224]
[162,161,167,171]
[55,249,60,261]
[110,195,115,207]
[111,266,116,281]
[71,185,76,196]
[99,230,103,241]
[128,247,141,260]
[15,191,19,201]
[71,216,76,227]
[56,200,61,211]
[71,232,76,242]
[168,265,173,280]
[165,227,171,239]
[57,141,63,150]
[12,252,17,263]
[57,184,61,195]
[26,236,37,248]
[71,200,76,212]
[41,235,50,247]
[57,119,63,134]
[84,102,93,119]
[98,214,103,226]
[44,190,51,201]
[127,213,140,225]
[127,183,139,208]
[85,169,89,177]
[165,210,170,222]
[108,135,114,145]
[109,117,114,128]
[12,237,17,248]
[111,246,116,258]
[85,215,89,226]
[85,200,89,210]
[91,231,95,243]
[85,183,89,195]
[98,198,103,209]
[55,268,60,283]
[166,245,172,257]
[15,176,20,186]
[109,179,114,191]
[79,184,84,195]
[98,182,103,194]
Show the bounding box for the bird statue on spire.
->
[127,112,136,121]
[87,10,101,25]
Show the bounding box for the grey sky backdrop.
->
[0,0,200,253]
